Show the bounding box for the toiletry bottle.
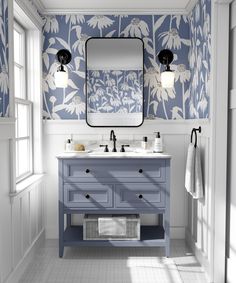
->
[70,138,74,151]
[153,132,163,153]
[66,139,71,152]
[141,136,148,150]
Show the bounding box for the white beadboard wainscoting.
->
[185,131,212,280]
[0,121,45,283]
[43,119,212,279]
[227,1,236,282]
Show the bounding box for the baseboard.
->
[170,227,185,239]
[185,228,211,282]
[227,257,236,283]
[45,226,58,239]
[5,229,45,283]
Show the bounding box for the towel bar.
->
[191,126,201,147]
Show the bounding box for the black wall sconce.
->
[55,49,72,88]
[158,49,175,88]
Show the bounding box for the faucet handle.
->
[100,144,109,152]
[120,145,130,152]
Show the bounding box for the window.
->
[14,22,26,99]
[14,21,33,182]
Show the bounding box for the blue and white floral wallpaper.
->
[42,14,190,120]
[42,0,211,120]
[188,0,211,119]
[0,0,9,117]
[87,69,143,114]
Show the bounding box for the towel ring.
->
[191,126,201,148]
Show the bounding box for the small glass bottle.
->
[153,132,163,153]
[141,136,148,150]
[65,139,72,151]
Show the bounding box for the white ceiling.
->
[34,0,196,14]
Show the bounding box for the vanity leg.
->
[67,214,72,227]
[165,159,171,257]
[59,245,64,258]
[163,212,170,257]
[59,200,64,258]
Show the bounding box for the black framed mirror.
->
[85,37,144,127]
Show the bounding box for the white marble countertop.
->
[56,151,171,159]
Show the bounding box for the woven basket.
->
[83,214,140,240]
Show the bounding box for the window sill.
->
[10,174,44,198]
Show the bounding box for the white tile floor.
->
[18,240,207,283]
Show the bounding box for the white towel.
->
[193,146,203,199]
[185,143,204,199]
[98,217,126,236]
[185,143,195,194]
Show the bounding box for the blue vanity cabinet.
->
[57,156,171,257]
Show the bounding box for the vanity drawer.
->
[63,159,166,182]
[64,183,113,208]
[115,183,165,209]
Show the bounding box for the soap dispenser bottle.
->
[153,132,163,153]
[141,136,148,150]
[65,139,72,152]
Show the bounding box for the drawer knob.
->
[139,194,143,199]
[85,194,90,199]
[85,169,90,173]
[139,169,143,173]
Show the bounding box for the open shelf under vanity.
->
[64,225,166,247]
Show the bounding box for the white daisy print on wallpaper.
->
[42,0,211,120]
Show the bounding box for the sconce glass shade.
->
[55,68,68,88]
[161,70,175,88]
[158,49,175,88]
[55,49,72,88]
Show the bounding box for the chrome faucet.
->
[110,130,117,152]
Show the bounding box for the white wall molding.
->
[10,174,44,198]
[227,3,236,281]
[171,227,186,239]
[186,228,210,283]
[43,119,211,136]
[33,0,198,15]
[14,0,43,29]
[5,230,45,283]
[210,1,230,282]
[40,8,188,15]
[229,89,236,109]
[0,152,44,283]
[227,256,236,283]
[0,118,15,125]
[0,123,15,140]
[36,0,229,16]
[230,0,236,29]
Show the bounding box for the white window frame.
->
[15,98,33,182]
[14,20,34,183]
[14,21,26,100]
[10,0,44,193]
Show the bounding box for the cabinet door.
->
[64,183,113,208]
[115,183,166,209]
